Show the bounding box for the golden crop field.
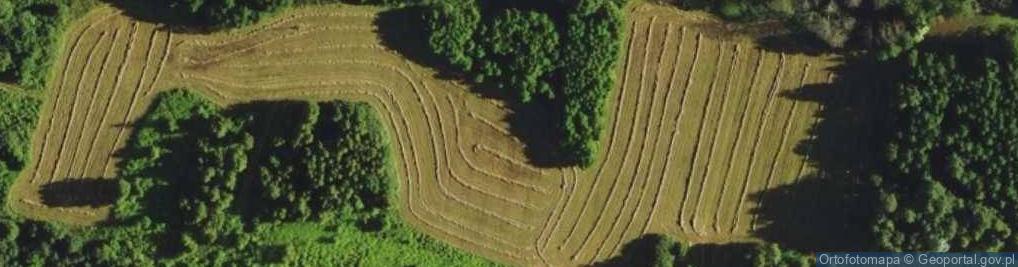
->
[12,3,840,266]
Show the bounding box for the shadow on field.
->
[756,32,833,56]
[40,178,119,208]
[104,0,211,33]
[375,8,571,167]
[748,56,903,252]
[681,243,758,267]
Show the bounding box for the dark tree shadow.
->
[594,234,758,267]
[103,0,211,33]
[749,55,905,252]
[374,8,457,79]
[683,243,758,267]
[40,178,119,208]
[756,32,834,56]
[593,234,678,267]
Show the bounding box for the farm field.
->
[11,3,839,266]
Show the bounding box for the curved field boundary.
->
[730,54,788,234]
[456,99,547,193]
[712,49,765,233]
[593,19,673,261]
[404,65,538,232]
[473,145,546,176]
[750,62,809,231]
[535,168,572,265]
[196,79,535,260]
[678,40,725,232]
[67,27,121,178]
[349,85,533,256]
[557,19,640,252]
[361,85,534,259]
[424,85,535,231]
[331,87,541,256]
[405,61,548,252]
[691,43,741,235]
[444,95,539,211]
[403,63,541,238]
[459,143,549,193]
[468,111,511,137]
[47,30,110,183]
[543,167,577,252]
[642,26,694,234]
[31,18,103,184]
[569,17,656,262]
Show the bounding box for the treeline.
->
[422,0,627,166]
[601,234,811,267]
[0,0,78,89]
[666,0,1005,59]
[119,0,413,29]
[875,27,1018,252]
[152,0,293,29]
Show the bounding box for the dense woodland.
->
[875,27,1018,252]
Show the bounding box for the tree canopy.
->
[0,0,71,89]
[876,29,1018,251]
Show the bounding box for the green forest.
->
[875,26,1018,252]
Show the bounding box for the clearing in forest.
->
[13,3,839,266]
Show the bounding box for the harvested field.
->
[542,5,839,265]
[13,3,839,266]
